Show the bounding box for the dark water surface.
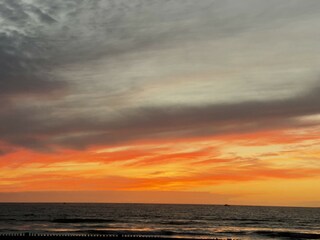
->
[0,203,319,239]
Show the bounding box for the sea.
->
[0,203,319,240]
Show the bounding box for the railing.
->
[0,233,238,240]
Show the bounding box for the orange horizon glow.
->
[1,125,320,207]
[2,0,320,209]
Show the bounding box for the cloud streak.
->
[1,82,319,150]
[0,0,319,151]
[1,0,320,205]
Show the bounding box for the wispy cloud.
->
[0,0,319,151]
[1,0,320,205]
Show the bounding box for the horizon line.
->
[0,201,319,209]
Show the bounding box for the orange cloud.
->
[1,126,320,205]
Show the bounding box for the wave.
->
[160,221,199,226]
[52,219,116,223]
[75,230,177,236]
[0,219,17,221]
[221,218,270,222]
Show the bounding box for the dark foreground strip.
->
[0,233,238,240]
[254,230,320,239]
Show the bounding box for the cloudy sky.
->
[0,0,320,206]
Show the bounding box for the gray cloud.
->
[0,81,319,151]
[52,83,320,149]
[1,0,320,152]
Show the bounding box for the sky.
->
[0,0,320,207]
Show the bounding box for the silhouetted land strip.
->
[0,233,240,240]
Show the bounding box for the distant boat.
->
[224,204,230,207]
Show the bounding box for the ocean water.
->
[0,203,319,240]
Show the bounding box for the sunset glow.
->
[0,0,320,207]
